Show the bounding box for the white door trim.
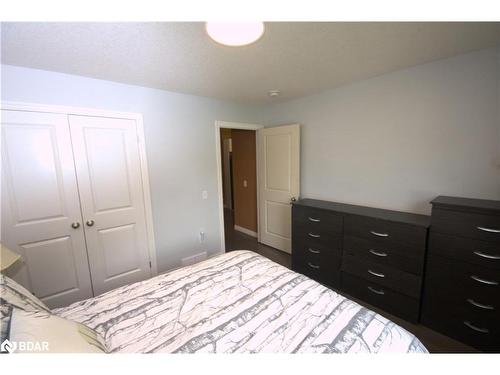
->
[1,100,158,276]
[215,121,264,253]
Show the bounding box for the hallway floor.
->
[223,208,291,269]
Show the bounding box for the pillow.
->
[1,302,13,343]
[6,307,107,353]
[0,274,50,312]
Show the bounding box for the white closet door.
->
[68,115,151,296]
[1,110,93,308]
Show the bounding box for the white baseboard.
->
[234,225,258,238]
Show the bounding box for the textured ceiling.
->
[2,22,500,103]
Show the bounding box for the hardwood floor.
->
[224,208,291,268]
[222,208,479,353]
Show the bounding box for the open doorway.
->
[216,122,291,268]
[220,127,258,247]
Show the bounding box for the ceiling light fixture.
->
[205,22,265,47]
[268,90,280,98]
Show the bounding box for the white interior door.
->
[68,115,151,296]
[258,124,300,253]
[1,110,93,308]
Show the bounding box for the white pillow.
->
[0,274,50,312]
[8,307,107,353]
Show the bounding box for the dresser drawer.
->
[343,235,424,275]
[344,215,427,249]
[423,256,500,323]
[429,232,500,270]
[424,255,500,306]
[422,251,500,351]
[423,283,500,324]
[341,254,421,298]
[422,310,500,352]
[294,221,342,249]
[341,272,420,322]
[293,249,341,288]
[293,237,342,258]
[293,206,343,234]
[431,207,500,243]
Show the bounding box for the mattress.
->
[54,250,428,353]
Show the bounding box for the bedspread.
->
[55,250,427,353]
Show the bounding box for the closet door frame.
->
[1,101,158,276]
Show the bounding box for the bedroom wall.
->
[262,47,500,215]
[2,47,499,274]
[0,64,264,273]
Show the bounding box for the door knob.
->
[71,222,80,229]
[86,220,95,227]
[290,197,297,203]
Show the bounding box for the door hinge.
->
[149,261,152,268]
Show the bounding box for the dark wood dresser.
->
[421,196,500,352]
[292,199,430,322]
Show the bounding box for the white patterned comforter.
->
[54,250,427,353]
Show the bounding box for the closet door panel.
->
[20,237,80,299]
[68,115,151,295]
[1,110,93,308]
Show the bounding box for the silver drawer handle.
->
[370,230,389,237]
[308,233,321,238]
[369,249,388,257]
[470,275,499,286]
[308,262,320,269]
[368,269,385,278]
[367,286,385,295]
[308,217,321,222]
[463,321,489,334]
[466,298,495,310]
[473,251,500,260]
[308,248,320,254]
[477,226,500,233]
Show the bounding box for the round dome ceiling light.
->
[268,90,280,98]
[206,22,265,47]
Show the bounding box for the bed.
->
[53,250,427,353]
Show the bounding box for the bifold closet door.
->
[1,110,93,308]
[68,115,152,296]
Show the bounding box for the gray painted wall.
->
[263,48,500,215]
[0,64,264,272]
[2,46,499,274]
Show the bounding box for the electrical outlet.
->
[202,190,208,200]
[243,179,248,188]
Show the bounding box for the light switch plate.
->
[202,190,208,199]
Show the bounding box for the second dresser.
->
[292,199,430,322]
[421,196,500,352]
